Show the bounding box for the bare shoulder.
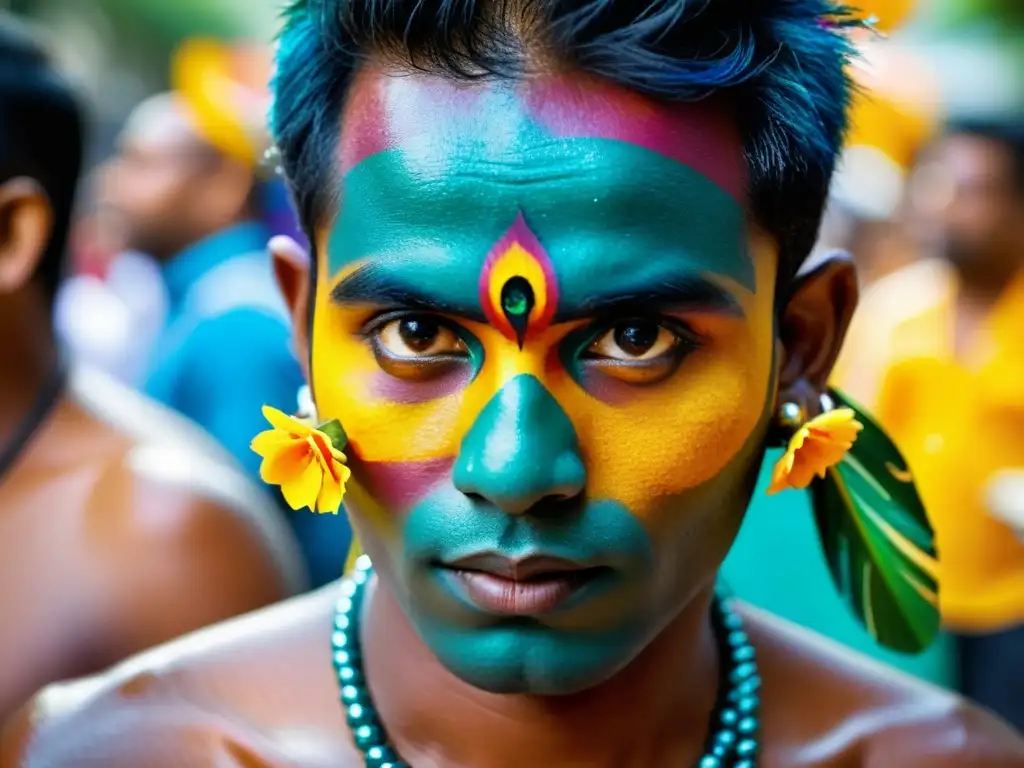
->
[0,587,350,768]
[745,605,1024,767]
[70,363,306,596]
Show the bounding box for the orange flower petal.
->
[767,407,863,493]
[253,404,352,514]
[309,432,335,462]
[788,448,827,488]
[261,405,312,438]
[316,472,344,515]
[814,407,858,430]
[251,428,294,458]
[767,459,792,495]
[785,426,810,455]
[337,462,352,489]
[281,454,324,511]
[259,439,310,485]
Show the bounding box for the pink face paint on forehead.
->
[338,67,490,174]
[521,75,746,202]
[337,69,746,200]
[337,69,392,175]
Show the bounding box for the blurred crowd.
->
[1,0,1023,749]
[52,33,351,589]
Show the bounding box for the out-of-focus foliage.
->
[98,0,241,42]
[931,0,1024,29]
[9,0,272,44]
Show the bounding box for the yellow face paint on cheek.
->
[311,226,776,526]
[311,248,467,462]
[549,234,778,519]
[310,239,558,465]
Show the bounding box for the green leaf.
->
[318,419,347,451]
[811,389,940,653]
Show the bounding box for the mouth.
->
[436,553,611,616]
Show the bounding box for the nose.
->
[453,375,586,515]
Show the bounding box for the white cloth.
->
[54,251,169,385]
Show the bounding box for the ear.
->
[270,235,312,380]
[777,250,859,414]
[0,178,53,294]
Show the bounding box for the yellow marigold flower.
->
[250,406,351,514]
[768,408,864,495]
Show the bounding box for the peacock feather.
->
[811,388,939,653]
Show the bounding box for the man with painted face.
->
[0,13,305,724]
[4,1,1024,765]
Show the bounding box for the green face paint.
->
[327,138,751,303]
[401,484,657,694]
[317,72,776,697]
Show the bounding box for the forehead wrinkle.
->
[329,140,753,289]
[521,74,746,201]
[338,70,745,201]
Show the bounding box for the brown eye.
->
[588,319,680,362]
[370,314,470,382]
[376,316,466,359]
[581,317,697,386]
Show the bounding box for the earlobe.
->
[0,178,52,294]
[777,250,858,411]
[270,235,312,378]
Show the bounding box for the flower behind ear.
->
[251,406,350,514]
[768,408,863,494]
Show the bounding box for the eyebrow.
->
[330,263,489,322]
[555,275,744,322]
[331,263,742,323]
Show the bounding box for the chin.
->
[411,612,652,696]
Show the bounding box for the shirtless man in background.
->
[0,13,305,722]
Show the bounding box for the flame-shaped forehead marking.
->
[478,213,559,348]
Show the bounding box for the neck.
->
[0,289,59,442]
[363,577,721,768]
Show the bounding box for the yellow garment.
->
[846,44,937,173]
[171,38,271,167]
[847,0,917,32]
[835,261,1024,631]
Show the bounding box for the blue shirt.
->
[144,223,302,476]
[143,223,350,586]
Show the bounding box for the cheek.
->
[310,296,467,547]
[553,260,777,519]
[311,300,467,462]
[553,326,769,516]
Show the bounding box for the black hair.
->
[270,0,856,290]
[273,0,858,283]
[0,12,84,298]
[944,118,1024,195]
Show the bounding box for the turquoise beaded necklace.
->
[332,556,761,767]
